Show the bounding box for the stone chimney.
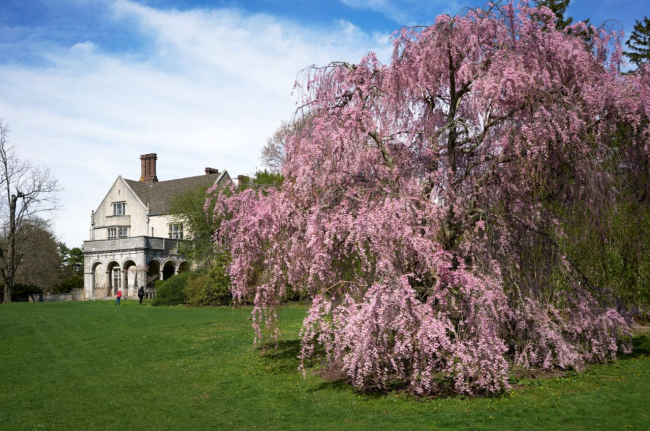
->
[237,175,250,185]
[140,153,158,184]
[205,167,219,175]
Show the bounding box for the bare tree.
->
[261,121,290,173]
[0,121,60,303]
[261,113,313,173]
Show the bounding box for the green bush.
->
[152,273,190,306]
[282,285,307,303]
[184,253,232,306]
[0,284,42,302]
[54,275,83,293]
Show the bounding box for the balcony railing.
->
[83,236,183,253]
[96,215,131,227]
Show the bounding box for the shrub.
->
[54,275,83,293]
[184,253,232,306]
[1,284,43,302]
[152,273,190,306]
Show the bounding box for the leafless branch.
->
[0,120,61,302]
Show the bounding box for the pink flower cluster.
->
[213,2,648,394]
[299,264,511,394]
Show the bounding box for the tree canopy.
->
[168,183,223,267]
[214,2,650,395]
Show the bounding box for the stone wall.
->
[29,289,83,302]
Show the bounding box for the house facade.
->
[83,153,230,300]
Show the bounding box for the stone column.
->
[105,271,111,297]
[84,271,94,300]
[137,269,147,287]
[123,270,130,298]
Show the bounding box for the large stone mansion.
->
[82,153,231,300]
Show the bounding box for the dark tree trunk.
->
[3,194,18,303]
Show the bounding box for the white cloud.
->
[70,41,97,54]
[339,0,462,25]
[0,0,392,247]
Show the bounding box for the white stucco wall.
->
[149,214,173,239]
[91,176,150,240]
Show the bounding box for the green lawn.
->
[0,301,648,430]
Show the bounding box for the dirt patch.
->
[508,367,574,391]
[314,362,347,382]
[632,324,650,335]
[511,367,568,380]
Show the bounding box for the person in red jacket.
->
[115,289,122,306]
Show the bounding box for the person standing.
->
[138,286,145,305]
[115,289,122,306]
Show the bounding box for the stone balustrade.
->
[96,214,131,227]
[83,236,183,253]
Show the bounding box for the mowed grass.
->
[0,301,649,430]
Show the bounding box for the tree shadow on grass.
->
[259,339,302,373]
[307,378,358,395]
[257,339,364,394]
[623,333,650,359]
[305,362,420,398]
[256,333,650,401]
[258,339,476,399]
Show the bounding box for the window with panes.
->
[168,224,183,239]
[113,268,121,291]
[113,202,126,216]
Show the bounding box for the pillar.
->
[84,271,94,300]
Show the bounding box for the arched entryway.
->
[106,261,121,297]
[147,260,160,289]
[91,261,104,299]
[162,260,176,281]
[178,261,189,274]
[123,260,137,298]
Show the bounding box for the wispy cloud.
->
[338,0,463,25]
[0,0,392,247]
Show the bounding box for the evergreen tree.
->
[625,17,650,67]
[534,0,573,29]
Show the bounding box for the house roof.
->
[124,171,230,215]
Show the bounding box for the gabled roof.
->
[124,171,230,216]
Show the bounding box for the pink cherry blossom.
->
[214,1,646,394]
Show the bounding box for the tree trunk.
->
[3,194,18,303]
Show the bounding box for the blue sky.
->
[0,0,646,247]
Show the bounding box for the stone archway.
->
[123,260,137,298]
[91,261,104,299]
[106,261,121,297]
[178,261,189,274]
[162,260,176,281]
[147,260,160,289]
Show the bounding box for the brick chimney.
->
[205,167,219,175]
[140,153,158,184]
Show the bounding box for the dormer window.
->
[169,224,183,240]
[113,202,126,216]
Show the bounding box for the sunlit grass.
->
[0,301,648,430]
